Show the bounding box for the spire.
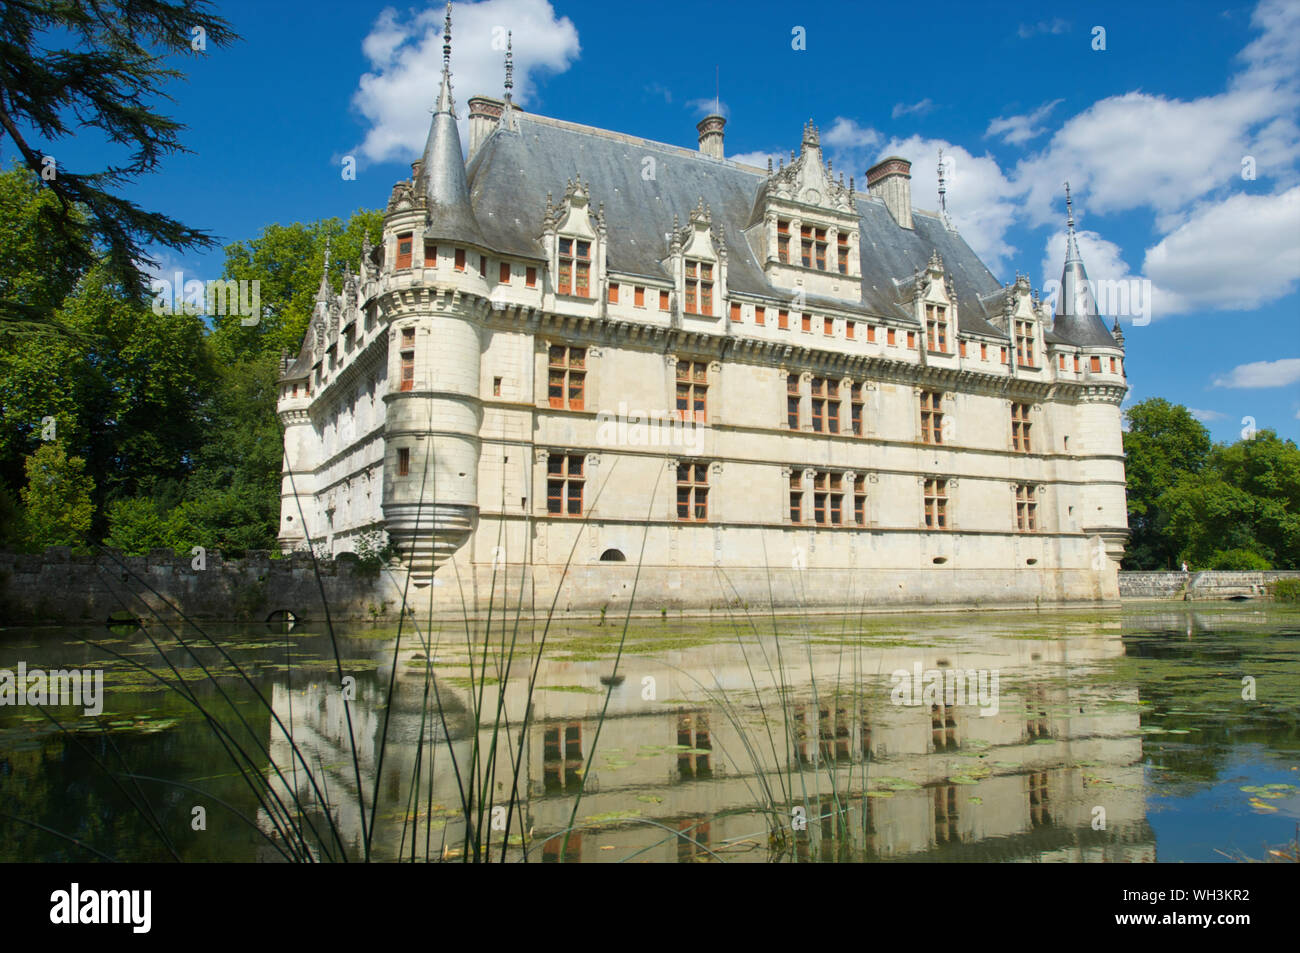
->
[435,2,455,116]
[1064,181,1080,262]
[1053,183,1114,347]
[500,30,516,131]
[418,1,485,244]
[937,149,953,230]
[315,236,332,303]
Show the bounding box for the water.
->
[1,604,1297,862]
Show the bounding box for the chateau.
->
[276,7,1130,613]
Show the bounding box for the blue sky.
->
[35,0,1299,442]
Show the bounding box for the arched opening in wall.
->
[599,549,627,562]
[932,556,948,565]
[1026,558,1038,566]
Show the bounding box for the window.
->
[867,325,877,343]
[959,340,967,358]
[1015,320,1035,366]
[684,260,713,315]
[787,374,800,430]
[824,317,834,336]
[801,225,827,270]
[801,313,811,333]
[608,282,619,304]
[981,343,988,361]
[499,261,511,283]
[926,305,949,353]
[851,383,865,436]
[920,391,944,444]
[546,453,585,516]
[493,376,502,397]
[1000,346,1008,364]
[557,238,591,297]
[777,220,790,263]
[526,266,537,288]
[1011,402,1032,453]
[424,242,437,267]
[634,286,645,307]
[887,328,897,346]
[846,320,855,340]
[924,478,948,529]
[729,302,741,322]
[906,331,916,349]
[789,471,802,522]
[659,290,670,310]
[396,232,413,270]
[454,248,466,271]
[810,377,825,432]
[812,471,844,525]
[1109,356,1117,373]
[826,380,841,434]
[400,327,415,392]
[1090,355,1101,372]
[854,480,867,526]
[755,306,766,326]
[676,360,708,422]
[1015,484,1037,532]
[1073,354,1080,372]
[479,255,487,277]
[397,447,410,476]
[837,232,849,274]
[1058,354,1066,370]
[548,345,586,410]
[778,309,789,330]
[676,462,709,521]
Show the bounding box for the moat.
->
[1,603,1296,862]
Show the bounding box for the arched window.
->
[599,548,627,562]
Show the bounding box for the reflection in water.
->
[1,605,1297,862]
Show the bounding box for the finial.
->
[442,2,452,74]
[323,234,331,273]
[504,30,513,100]
[1064,182,1082,262]
[767,156,773,173]
[1065,181,1074,230]
[849,175,855,195]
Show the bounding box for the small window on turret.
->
[1090,356,1101,372]
[397,448,410,476]
[454,248,466,271]
[396,233,413,270]
[424,242,437,266]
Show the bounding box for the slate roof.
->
[467,113,1025,338]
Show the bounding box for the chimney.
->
[696,114,725,160]
[866,156,913,229]
[467,96,504,157]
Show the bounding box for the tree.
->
[103,497,172,555]
[1122,398,1212,569]
[0,163,86,335]
[19,441,94,549]
[0,0,237,325]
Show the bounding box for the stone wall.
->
[1118,570,1300,600]
[0,548,403,626]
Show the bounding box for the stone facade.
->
[275,13,1130,614]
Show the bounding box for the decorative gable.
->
[542,178,607,299]
[666,199,728,320]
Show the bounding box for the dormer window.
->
[926,305,949,353]
[837,232,849,274]
[777,220,791,263]
[1015,320,1035,367]
[396,233,413,270]
[558,238,591,297]
[684,259,713,315]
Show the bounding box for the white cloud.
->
[877,136,1020,274]
[1189,408,1228,422]
[1017,19,1069,39]
[687,97,727,119]
[351,0,580,165]
[891,99,934,120]
[1142,186,1300,312]
[1212,358,1300,388]
[985,99,1062,145]
[728,150,781,170]
[823,117,880,150]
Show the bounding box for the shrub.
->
[1273,578,1300,603]
[1204,548,1271,571]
